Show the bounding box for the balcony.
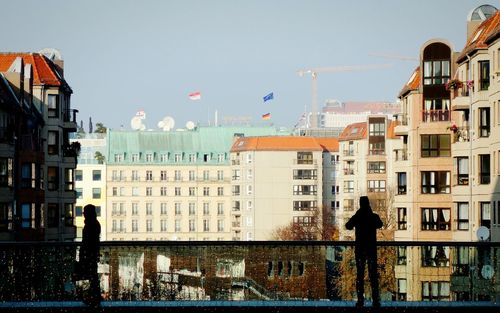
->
[0,241,497,312]
[452,126,470,143]
[343,169,354,175]
[342,150,354,157]
[394,113,409,135]
[393,149,408,161]
[63,109,78,131]
[422,110,450,122]
[451,87,470,111]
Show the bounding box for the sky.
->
[2,0,495,130]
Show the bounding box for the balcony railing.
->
[343,150,355,157]
[422,110,450,122]
[394,149,408,161]
[0,241,498,304]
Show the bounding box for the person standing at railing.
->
[80,204,101,307]
[345,196,383,308]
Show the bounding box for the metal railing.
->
[0,241,497,303]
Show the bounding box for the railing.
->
[343,150,355,157]
[394,149,408,161]
[422,110,450,122]
[0,241,498,304]
[394,113,409,126]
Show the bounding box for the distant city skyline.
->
[2,0,493,129]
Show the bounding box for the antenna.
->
[157,116,175,131]
[38,48,63,61]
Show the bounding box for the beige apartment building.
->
[105,126,286,241]
[229,136,338,240]
[337,117,399,240]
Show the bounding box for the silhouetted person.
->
[80,204,101,307]
[345,196,382,307]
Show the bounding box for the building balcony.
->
[422,110,450,122]
[451,88,470,111]
[0,241,497,310]
[62,109,78,131]
[343,169,354,175]
[394,113,409,135]
[393,149,408,161]
[342,150,355,157]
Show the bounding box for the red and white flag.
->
[189,91,201,100]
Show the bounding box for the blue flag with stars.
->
[263,92,274,102]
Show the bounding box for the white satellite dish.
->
[158,116,175,131]
[131,116,143,130]
[186,121,195,130]
[477,226,490,241]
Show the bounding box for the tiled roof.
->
[457,11,500,62]
[399,67,420,98]
[315,138,339,152]
[338,122,367,141]
[231,136,324,152]
[0,53,62,86]
[387,120,400,139]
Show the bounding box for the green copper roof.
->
[107,126,290,165]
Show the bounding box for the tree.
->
[94,151,105,164]
[94,123,107,134]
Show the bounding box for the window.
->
[189,170,195,181]
[456,157,469,185]
[423,60,450,85]
[397,172,407,194]
[146,220,153,232]
[131,170,139,181]
[132,220,138,232]
[189,187,195,196]
[161,219,167,231]
[423,99,450,122]
[293,185,317,195]
[297,152,313,164]
[75,170,83,181]
[422,281,450,301]
[132,203,138,215]
[203,153,210,162]
[293,216,316,227]
[421,208,451,231]
[160,154,168,162]
[146,187,152,196]
[203,170,209,181]
[453,247,470,276]
[132,187,139,196]
[422,246,450,267]
[217,220,224,232]
[47,166,58,191]
[479,154,490,184]
[145,170,152,181]
[479,60,490,90]
[421,135,450,157]
[479,108,490,137]
[160,203,167,215]
[203,187,209,196]
[368,180,385,193]
[92,188,101,199]
[247,200,253,211]
[64,203,74,226]
[217,187,224,196]
[369,122,385,136]
[369,142,385,155]
[47,131,59,155]
[75,206,83,217]
[145,153,153,162]
[397,279,407,301]
[246,154,252,164]
[457,202,469,230]
[47,203,58,228]
[203,203,210,215]
[21,163,35,189]
[189,153,196,163]
[189,203,196,215]
[421,171,450,194]
[343,199,354,211]
[175,220,181,232]
[480,202,491,229]
[131,153,140,162]
[174,170,181,181]
[76,188,83,199]
[175,203,181,215]
[232,201,240,211]
[293,169,317,179]
[218,153,225,163]
[47,94,59,118]
[161,186,167,196]
[203,219,210,232]
[175,187,181,196]
[217,170,224,181]
[397,246,407,265]
[344,160,354,175]
[367,162,385,174]
[189,219,196,232]
[146,203,152,215]
[217,203,224,215]
[174,153,182,163]
[293,201,317,211]
[92,170,101,181]
[63,168,74,191]
[398,208,407,230]
[160,170,167,181]
[344,181,354,193]
[331,185,339,195]
[232,169,240,180]
[114,154,124,162]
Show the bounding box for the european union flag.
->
[263,92,274,102]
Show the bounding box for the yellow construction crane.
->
[297,64,392,128]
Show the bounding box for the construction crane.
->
[368,52,418,61]
[297,64,392,128]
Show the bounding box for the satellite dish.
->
[477,226,490,241]
[481,265,494,280]
[38,48,63,61]
[158,116,175,131]
[186,121,195,130]
[131,116,143,130]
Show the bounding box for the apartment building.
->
[72,134,107,240]
[229,136,338,241]
[105,126,286,241]
[0,52,77,241]
[337,117,399,240]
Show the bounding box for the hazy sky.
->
[2,0,494,130]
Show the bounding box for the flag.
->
[189,91,201,100]
[263,92,273,102]
[136,109,146,118]
[262,113,271,120]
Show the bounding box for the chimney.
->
[53,59,64,78]
[23,64,33,106]
[4,57,24,102]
